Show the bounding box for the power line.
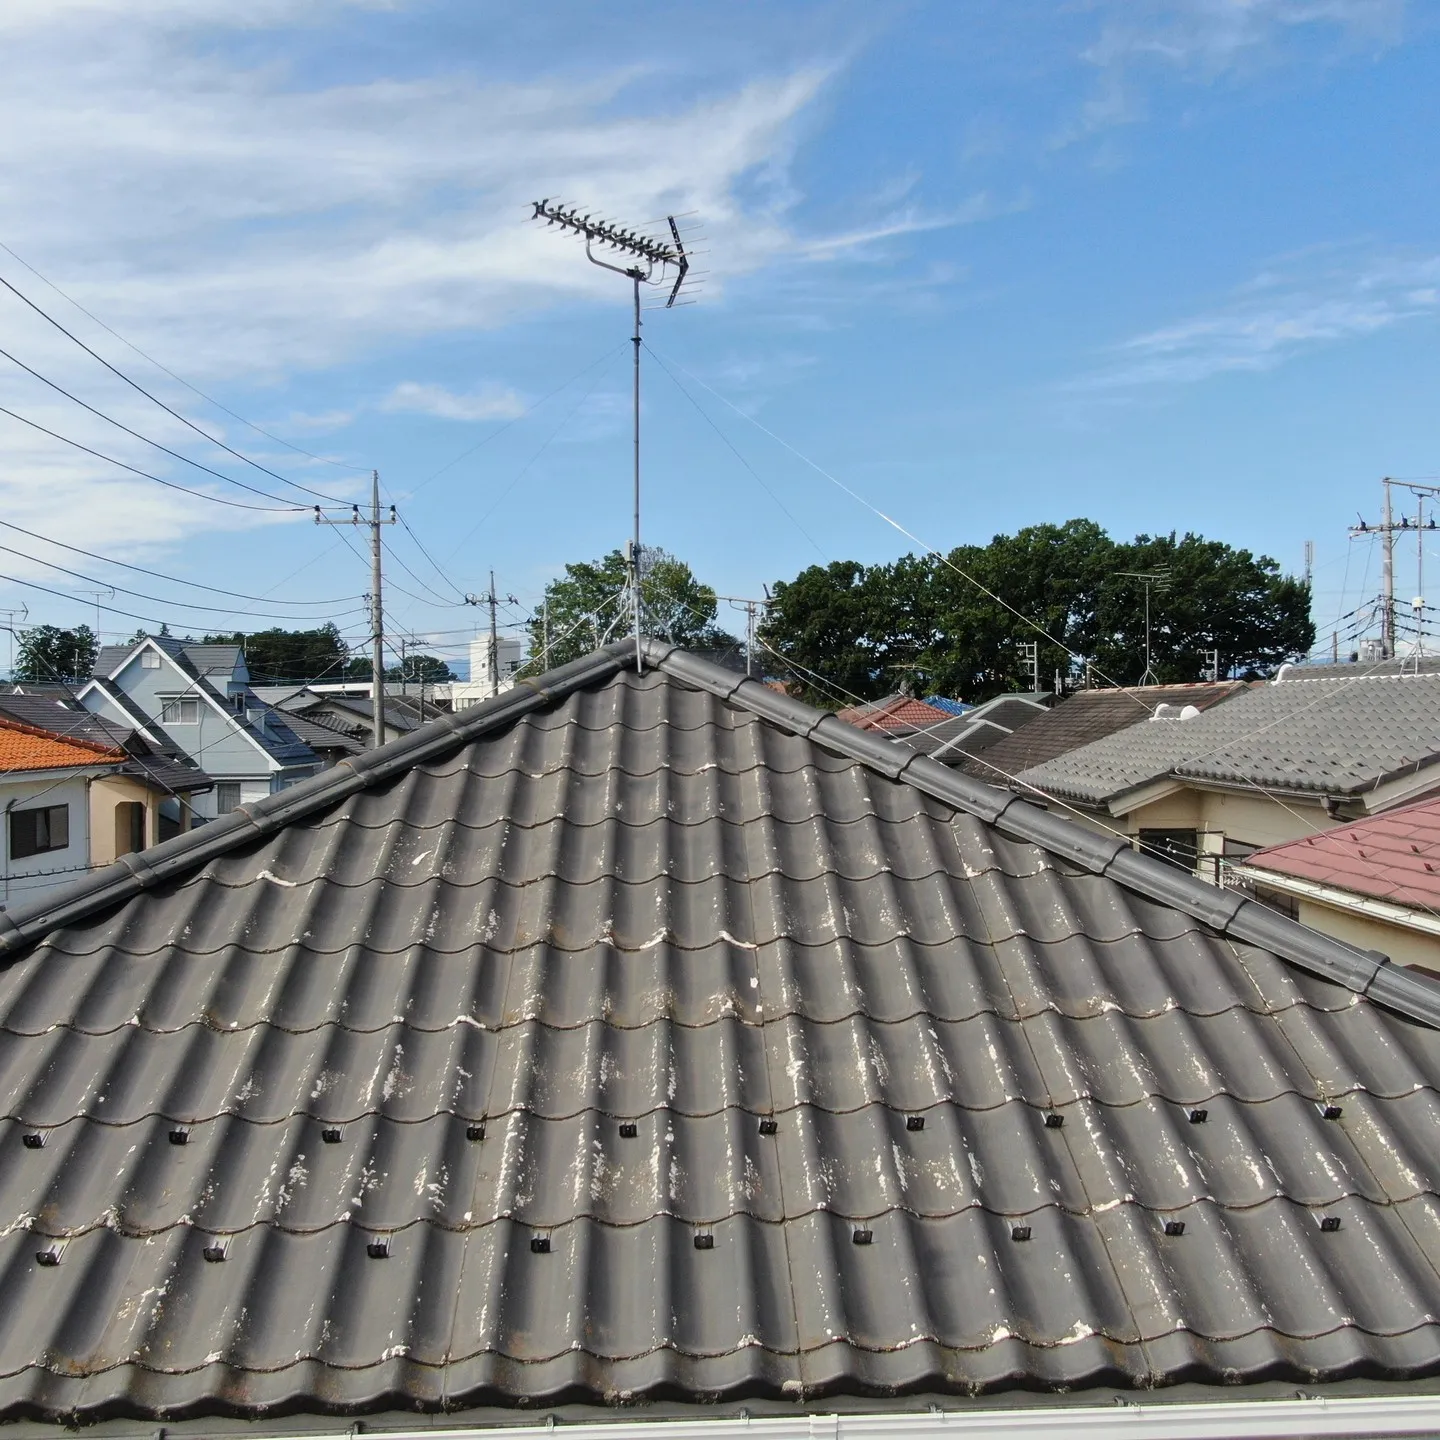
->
[644,342,828,562]
[0,542,365,623]
[0,517,355,607]
[0,402,303,513]
[0,269,352,503]
[0,346,314,508]
[0,240,370,476]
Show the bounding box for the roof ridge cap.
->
[647,646,1440,1029]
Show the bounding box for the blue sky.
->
[0,0,1435,674]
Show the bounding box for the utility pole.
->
[718,594,771,678]
[532,200,697,668]
[474,572,518,697]
[1350,478,1440,659]
[315,470,395,749]
[1203,649,1220,683]
[0,604,28,679]
[78,587,113,639]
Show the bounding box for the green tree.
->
[14,624,98,684]
[202,625,350,684]
[1090,533,1314,683]
[387,653,454,685]
[761,520,1314,704]
[525,547,736,671]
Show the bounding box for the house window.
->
[10,804,69,860]
[141,650,161,669]
[1137,828,1199,872]
[215,782,242,814]
[161,696,200,724]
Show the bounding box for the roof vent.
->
[1179,705,1201,721]
[1273,663,1295,685]
[1151,704,1180,721]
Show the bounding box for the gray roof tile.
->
[1019,673,1440,804]
[0,642,1435,1419]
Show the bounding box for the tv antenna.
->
[532,199,701,669]
[1116,570,1171,685]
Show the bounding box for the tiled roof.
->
[908,695,1052,762]
[962,682,1248,786]
[0,714,123,772]
[279,710,365,755]
[179,643,243,678]
[1020,674,1440,807]
[0,694,139,751]
[0,642,1437,1420]
[1243,794,1440,912]
[836,695,955,732]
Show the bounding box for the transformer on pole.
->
[531,200,699,670]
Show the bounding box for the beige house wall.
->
[88,774,168,867]
[1128,788,1334,853]
[1290,897,1440,973]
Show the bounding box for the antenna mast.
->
[532,200,697,670]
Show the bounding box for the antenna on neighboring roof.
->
[531,200,702,671]
[1115,570,1171,686]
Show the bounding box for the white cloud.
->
[1058,0,1405,144]
[381,381,526,422]
[0,3,855,613]
[1075,247,1440,389]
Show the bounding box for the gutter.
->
[1232,863,1440,940]
[111,1393,1440,1440]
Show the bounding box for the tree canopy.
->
[13,624,98,685]
[202,625,349,684]
[761,521,1314,704]
[524,547,737,671]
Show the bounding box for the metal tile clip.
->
[852,1228,873,1246]
[694,1232,714,1250]
[1164,1220,1186,1237]
[1011,1224,1031,1242]
[366,1237,390,1259]
[906,1115,925,1132]
[619,1122,638,1138]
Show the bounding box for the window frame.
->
[10,803,70,860]
[160,695,201,725]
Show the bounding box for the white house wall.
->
[0,773,93,902]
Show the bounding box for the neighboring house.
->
[1231,795,1440,972]
[0,714,209,902]
[3,640,1440,1431]
[836,693,956,732]
[1015,671,1440,880]
[0,691,212,839]
[962,679,1248,788]
[75,635,320,820]
[901,692,1053,764]
[272,688,427,746]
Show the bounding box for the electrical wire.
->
[0,402,304,513]
[643,343,828,562]
[0,240,370,476]
[0,347,319,508]
[0,269,352,503]
[0,517,355,607]
[646,344,1159,716]
[0,543,365,623]
[394,511,470,606]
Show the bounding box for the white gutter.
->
[257,1394,1440,1440]
[1232,863,1440,939]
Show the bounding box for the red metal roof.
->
[1244,793,1440,912]
[836,695,955,732]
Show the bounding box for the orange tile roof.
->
[0,714,125,774]
[837,696,955,732]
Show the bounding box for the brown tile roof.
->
[963,681,1249,786]
[1244,794,1440,913]
[0,714,125,773]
